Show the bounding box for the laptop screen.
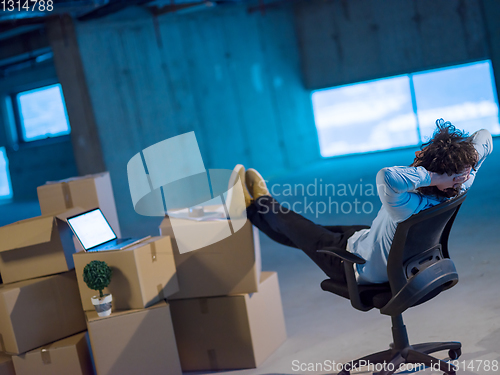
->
[67,208,117,250]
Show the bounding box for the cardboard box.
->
[0,208,83,284]
[170,271,287,371]
[37,172,121,237]
[159,217,261,299]
[0,271,87,354]
[86,300,181,375]
[12,332,94,375]
[0,353,15,375]
[73,236,178,311]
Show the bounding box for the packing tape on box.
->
[150,242,157,262]
[207,349,218,370]
[61,182,73,209]
[199,298,209,314]
[41,348,51,364]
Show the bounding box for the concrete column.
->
[45,15,106,175]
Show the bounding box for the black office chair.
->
[318,192,467,375]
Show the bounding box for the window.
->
[14,83,70,142]
[413,61,500,141]
[0,147,13,200]
[312,60,500,157]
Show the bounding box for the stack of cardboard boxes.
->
[73,236,182,375]
[41,172,183,375]
[0,174,118,374]
[0,171,287,374]
[160,216,287,372]
[0,172,183,375]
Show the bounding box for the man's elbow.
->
[472,129,493,155]
[376,168,393,195]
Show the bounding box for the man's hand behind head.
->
[429,168,471,193]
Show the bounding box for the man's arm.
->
[376,166,432,222]
[460,129,493,192]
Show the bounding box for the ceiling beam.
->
[0,16,50,34]
[0,28,50,63]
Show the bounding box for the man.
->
[237,119,493,285]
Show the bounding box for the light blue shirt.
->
[348,129,493,284]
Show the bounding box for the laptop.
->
[67,208,148,252]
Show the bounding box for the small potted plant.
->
[83,260,113,317]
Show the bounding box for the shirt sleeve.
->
[376,166,431,222]
[460,129,493,192]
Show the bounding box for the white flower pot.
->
[91,294,112,317]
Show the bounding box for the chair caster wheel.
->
[448,348,461,360]
[445,371,456,375]
[337,370,350,375]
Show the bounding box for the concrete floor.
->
[1,139,499,375]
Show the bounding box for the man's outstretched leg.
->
[244,168,358,283]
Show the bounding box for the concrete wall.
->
[295,0,490,89]
[0,62,78,200]
[74,4,318,236]
[481,0,500,99]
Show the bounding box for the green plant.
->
[83,260,112,298]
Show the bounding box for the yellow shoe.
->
[228,164,253,208]
[245,168,270,199]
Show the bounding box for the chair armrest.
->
[343,259,373,311]
[317,247,372,311]
[316,247,366,264]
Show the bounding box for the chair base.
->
[337,341,461,375]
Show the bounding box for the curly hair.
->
[411,119,478,198]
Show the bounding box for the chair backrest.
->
[386,192,467,297]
